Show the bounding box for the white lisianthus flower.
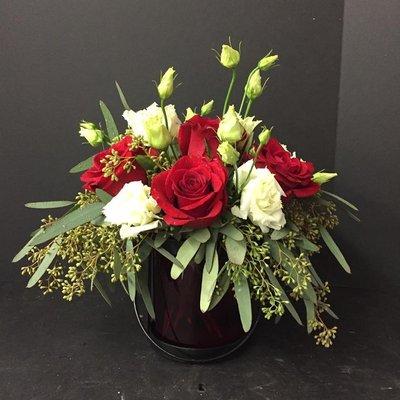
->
[217,105,244,143]
[122,102,181,145]
[238,115,262,135]
[103,181,161,239]
[231,160,286,232]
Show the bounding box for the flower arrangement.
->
[14,40,358,348]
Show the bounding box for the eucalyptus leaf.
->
[99,100,119,139]
[304,282,318,304]
[263,266,303,325]
[200,250,219,312]
[324,306,339,320]
[113,250,122,280]
[296,237,319,252]
[345,209,361,222]
[154,232,168,248]
[137,264,155,319]
[234,275,252,332]
[27,241,59,288]
[91,215,105,226]
[30,202,104,246]
[170,237,201,279]
[225,237,246,265]
[95,189,112,204]
[115,81,131,110]
[138,240,152,262]
[69,156,93,173]
[270,227,290,240]
[127,271,136,301]
[135,155,156,170]
[205,232,218,272]
[286,220,299,232]
[208,267,231,311]
[190,228,211,243]
[308,264,324,287]
[304,299,316,334]
[13,228,44,262]
[219,224,244,241]
[93,278,112,306]
[145,238,184,270]
[194,243,206,264]
[321,190,359,211]
[267,239,281,264]
[25,200,74,209]
[319,226,351,273]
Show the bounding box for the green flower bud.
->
[217,141,239,165]
[312,172,338,185]
[79,121,103,147]
[258,127,271,145]
[220,44,240,69]
[201,100,214,116]
[144,115,172,150]
[245,69,263,100]
[185,107,197,121]
[258,53,278,71]
[157,67,175,100]
[217,105,244,143]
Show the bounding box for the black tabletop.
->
[1,267,399,400]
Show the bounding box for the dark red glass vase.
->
[150,252,246,349]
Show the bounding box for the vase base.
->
[134,298,260,364]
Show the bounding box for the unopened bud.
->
[245,69,263,100]
[157,67,176,100]
[312,172,338,185]
[258,53,278,71]
[201,100,214,116]
[220,44,240,69]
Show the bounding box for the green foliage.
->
[115,81,131,110]
[69,156,93,173]
[18,191,347,348]
[99,100,119,140]
[25,201,74,209]
[170,237,201,279]
[234,274,252,332]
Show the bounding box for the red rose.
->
[178,115,220,158]
[256,138,320,198]
[80,136,147,196]
[151,155,228,228]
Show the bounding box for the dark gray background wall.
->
[335,0,400,290]
[0,0,344,277]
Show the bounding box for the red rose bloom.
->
[178,115,220,158]
[151,155,228,228]
[80,136,147,196]
[256,138,320,198]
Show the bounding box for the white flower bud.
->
[200,100,214,116]
[258,53,278,71]
[312,172,338,185]
[79,121,103,146]
[245,69,263,100]
[220,44,240,69]
[157,67,176,100]
[185,107,197,121]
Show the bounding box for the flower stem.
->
[239,144,263,193]
[244,100,253,118]
[160,99,178,161]
[223,69,237,115]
